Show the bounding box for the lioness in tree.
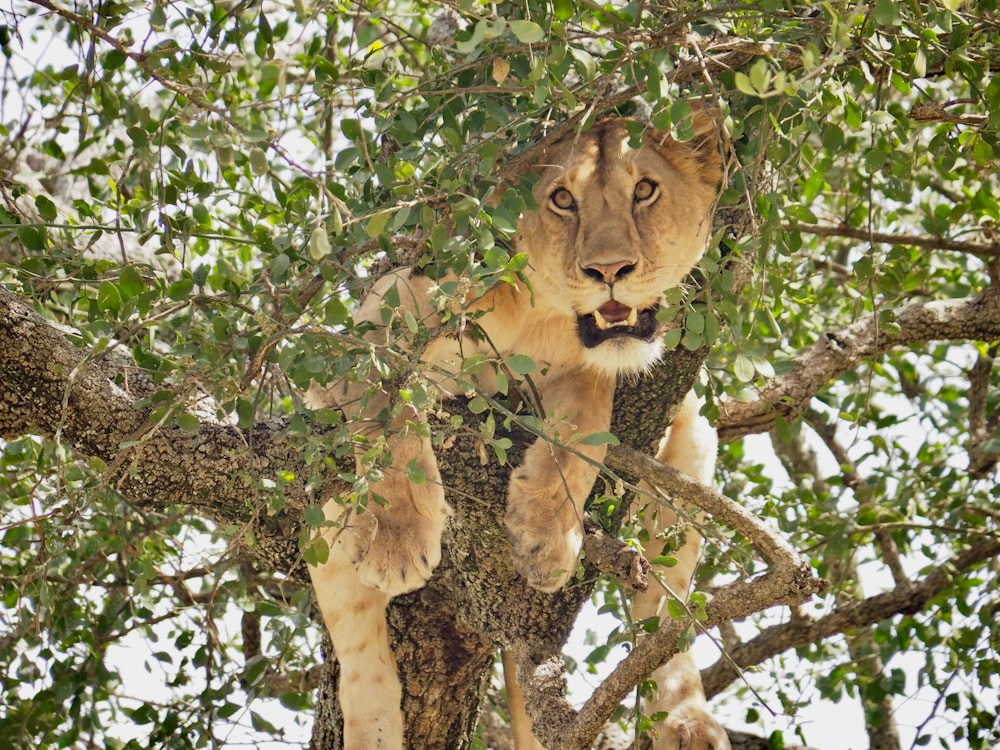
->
[309,105,728,750]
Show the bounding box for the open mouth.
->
[577,300,659,348]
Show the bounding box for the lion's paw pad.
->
[353,492,451,597]
[651,710,730,750]
[505,515,582,592]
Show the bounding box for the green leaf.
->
[167,277,194,300]
[271,253,290,282]
[504,354,536,374]
[217,702,242,719]
[406,459,425,484]
[243,657,269,687]
[509,20,544,44]
[468,395,490,414]
[304,504,327,529]
[304,536,329,566]
[455,19,488,54]
[685,308,704,334]
[579,431,620,447]
[341,118,361,140]
[98,82,120,113]
[118,265,144,297]
[279,691,311,711]
[97,280,122,314]
[662,327,682,350]
[17,224,45,250]
[492,437,512,465]
[553,0,574,21]
[324,297,350,325]
[308,227,332,260]
[34,195,57,222]
[666,598,687,621]
[366,210,391,238]
[734,71,756,97]
[104,48,128,69]
[873,0,899,25]
[254,600,285,617]
[250,710,278,733]
[249,147,269,176]
[176,413,200,432]
[149,4,166,28]
[733,354,755,383]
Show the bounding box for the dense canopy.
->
[1,1,999,749]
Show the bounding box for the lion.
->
[307,106,728,750]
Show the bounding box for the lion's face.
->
[513,112,723,375]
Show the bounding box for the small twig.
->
[910,100,988,127]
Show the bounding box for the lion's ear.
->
[652,102,725,191]
[684,103,725,189]
[689,104,724,167]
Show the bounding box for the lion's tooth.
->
[593,309,610,330]
[626,307,638,327]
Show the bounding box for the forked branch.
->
[701,535,1000,698]
[519,447,827,750]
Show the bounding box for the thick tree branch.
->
[0,283,330,574]
[717,288,1000,441]
[701,535,1000,698]
[582,519,650,591]
[788,222,1000,257]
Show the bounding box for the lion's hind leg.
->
[309,544,403,750]
[634,391,731,750]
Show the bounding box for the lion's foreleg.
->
[505,369,616,592]
[316,270,453,597]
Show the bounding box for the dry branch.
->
[717,288,1000,441]
[789,222,1000,257]
[520,447,827,750]
[701,535,1000,698]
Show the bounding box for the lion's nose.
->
[582,260,636,285]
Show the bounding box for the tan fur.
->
[307,108,725,750]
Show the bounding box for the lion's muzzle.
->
[577,300,660,348]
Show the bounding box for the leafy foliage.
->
[2,0,999,748]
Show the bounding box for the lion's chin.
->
[576,303,664,375]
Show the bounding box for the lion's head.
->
[512,109,724,375]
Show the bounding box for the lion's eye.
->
[550,187,577,212]
[633,178,658,203]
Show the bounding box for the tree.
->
[1,1,999,749]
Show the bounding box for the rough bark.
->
[0,185,808,748]
[15,266,970,748]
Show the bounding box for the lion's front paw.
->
[505,471,584,592]
[650,704,731,750]
[507,522,582,592]
[353,481,452,597]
